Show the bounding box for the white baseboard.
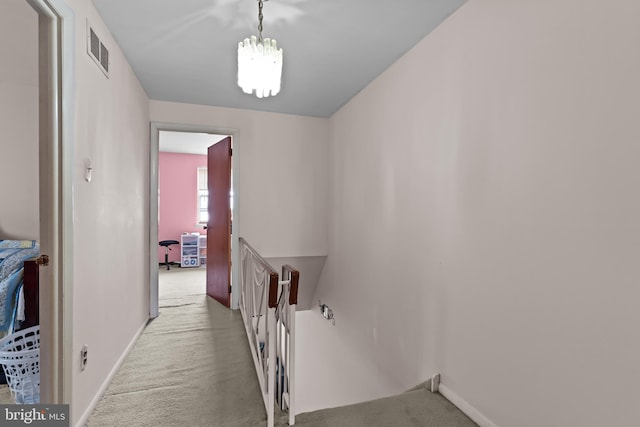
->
[438,383,498,427]
[75,321,147,427]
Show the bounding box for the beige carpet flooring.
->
[88,267,267,426]
[84,266,477,426]
[0,384,10,402]
[293,385,478,427]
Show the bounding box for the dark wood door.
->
[207,137,232,307]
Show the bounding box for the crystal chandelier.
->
[237,0,283,98]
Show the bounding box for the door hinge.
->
[229,285,232,293]
[35,254,50,266]
[229,147,232,156]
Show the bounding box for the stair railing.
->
[239,237,299,426]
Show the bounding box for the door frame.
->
[26,0,74,404]
[149,122,240,318]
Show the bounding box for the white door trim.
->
[26,0,75,405]
[149,122,240,318]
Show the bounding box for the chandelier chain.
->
[258,0,264,42]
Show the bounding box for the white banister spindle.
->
[288,300,296,425]
[267,307,276,427]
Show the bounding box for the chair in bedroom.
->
[159,240,180,270]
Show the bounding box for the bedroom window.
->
[197,167,208,224]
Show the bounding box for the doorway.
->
[149,123,239,318]
[0,0,40,403]
[0,0,74,405]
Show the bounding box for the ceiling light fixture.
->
[237,0,283,98]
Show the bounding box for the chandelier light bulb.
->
[237,0,283,98]
[238,36,283,98]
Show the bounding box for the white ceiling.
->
[91,0,467,118]
[159,131,227,155]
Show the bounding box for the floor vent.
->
[87,21,109,77]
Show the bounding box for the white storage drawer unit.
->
[181,233,200,267]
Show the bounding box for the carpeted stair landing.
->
[284,383,477,427]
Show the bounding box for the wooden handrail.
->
[282,265,299,305]
[239,237,280,308]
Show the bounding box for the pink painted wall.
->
[158,152,207,262]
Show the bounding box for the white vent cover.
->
[87,21,109,77]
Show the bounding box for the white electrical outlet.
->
[81,345,88,371]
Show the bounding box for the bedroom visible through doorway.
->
[1,0,72,405]
[151,129,235,316]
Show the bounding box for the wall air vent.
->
[87,21,109,77]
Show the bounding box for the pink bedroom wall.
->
[158,152,207,263]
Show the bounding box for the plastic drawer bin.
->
[0,325,40,404]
